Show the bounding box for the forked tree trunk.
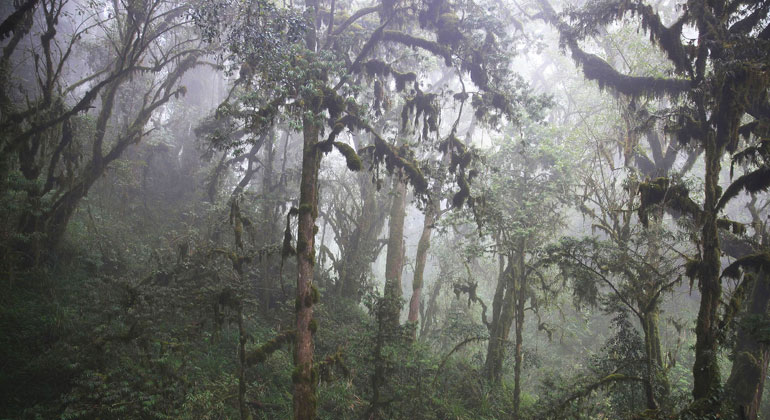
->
[407,203,434,337]
[485,259,515,384]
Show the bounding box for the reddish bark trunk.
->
[293,117,321,420]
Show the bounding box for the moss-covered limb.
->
[328,5,379,38]
[334,113,430,194]
[0,0,37,42]
[551,373,647,417]
[721,253,770,281]
[731,138,770,175]
[716,166,770,211]
[565,0,691,74]
[332,142,362,171]
[381,30,453,66]
[432,336,488,384]
[729,2,770,35]
[567,39,690,97]
[537,0,691,97]
[245,330,297,366]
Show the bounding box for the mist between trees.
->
[1,0,769,419]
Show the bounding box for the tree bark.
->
[726,268,770,420]
[383,178,406,329]
[407,202,434,336]
[692,135,723,405]
[293,115,321,420]
[485,258,515,384]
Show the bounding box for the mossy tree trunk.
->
[726,268,770,420]
[512,246,527,419]
[293,112,321,420]
[485,257,515,384]
[407,201,434,337]
[693,135,724,404]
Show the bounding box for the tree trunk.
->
[408,203,434,337]
[512,246,526,418]
[382,178,406,330]
[293,115,321,420]
[692,136,723,405]
[512,277,525,417]
[726,268,770,420]
[237,304,250,420]
[261,131,277,310]
[338,173,385,300]
[420,272,443,339]
[640,308,662,410]
[485,259,515,384]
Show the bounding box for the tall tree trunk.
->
[640,308,662,410]
[338,173,384,300]
[485,258,515,384]
[692,137,723,405]
[407,203,434,337]
[420,271,443,339]
[261,131,277,310]
[237,304,250,420]
[383,178,406,330]
[293,115,321,420]
[726,268,770,420]
[512,245,526,418]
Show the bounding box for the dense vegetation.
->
[1,0,769,419]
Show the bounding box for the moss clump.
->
[436,13,462,47]
[291,366,302,384]
[298,204,314,215]
[333,142,362,171]
[308,318,318,334]
[310,284,320,303]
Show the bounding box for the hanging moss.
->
[321,87,345,123]
[721,252,770,280]
[318,348,350,382]
[436,13,462,47]
[394,71,417,92]
[452,172,470,208]
[363,59,391,77]
[685,258,701,281]
[717,166,770,211]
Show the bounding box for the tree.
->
[537,0,770,413]
[0,0,204,265]
[459,127,566,418]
